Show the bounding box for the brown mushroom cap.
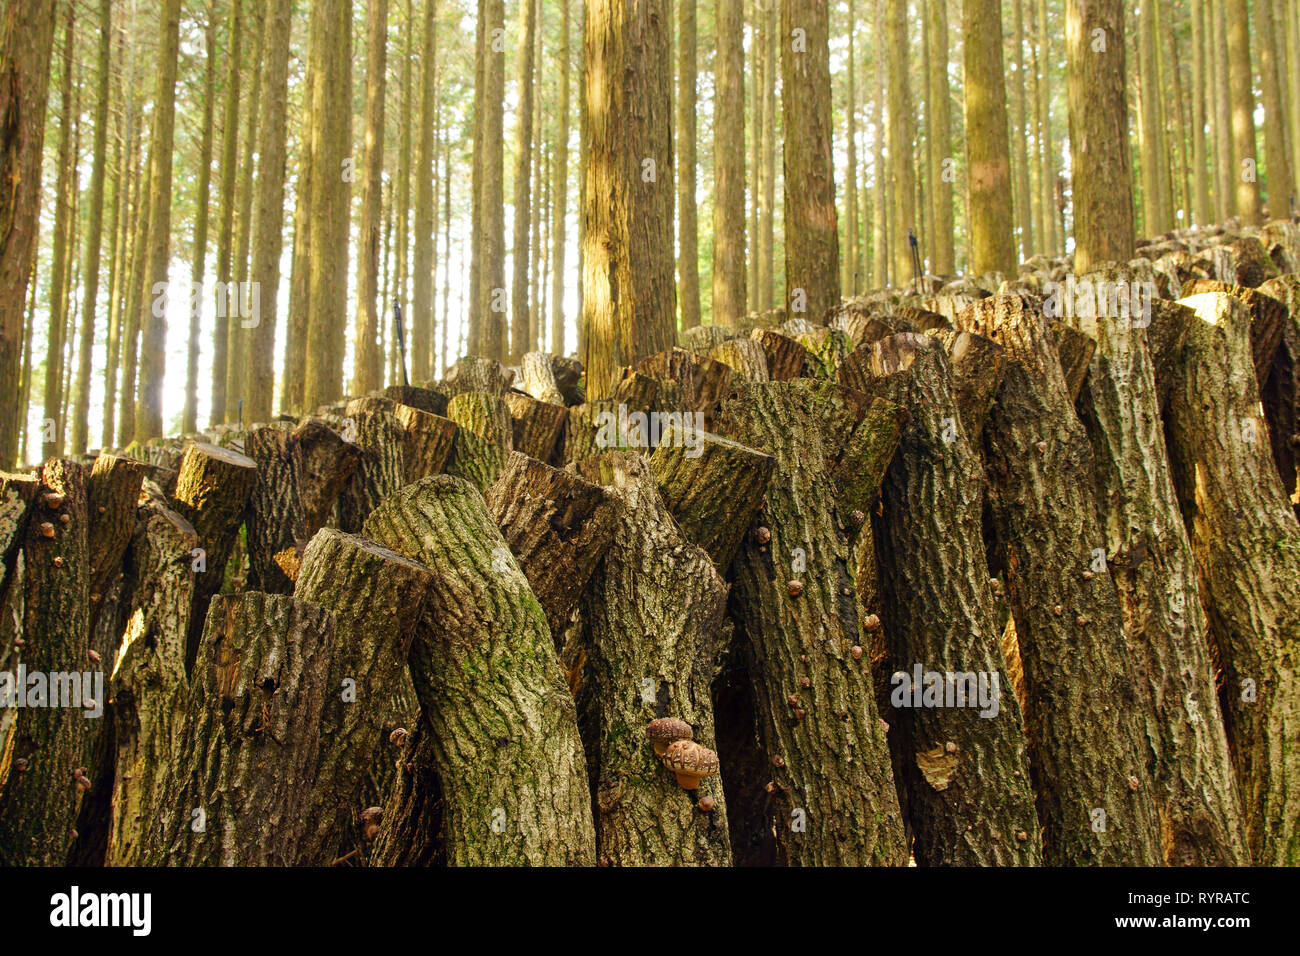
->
[646,717,693,755]
[662,739,720,789]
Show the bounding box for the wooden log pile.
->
[2,216,1299,867]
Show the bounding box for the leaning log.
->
[570,452,732,865]
[0,460,90,866]
[362,476,597,865]
[485,452,617,644]
[1163,291,1300,865]
[1065,268,1249,865]
[141,593,334,866]
[956,294,1165,866]
[854,335,1042,865]
[713,380,908,866]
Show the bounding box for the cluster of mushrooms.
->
[646,718,720,791]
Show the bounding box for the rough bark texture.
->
[292,528,433,865]
[570,452,731,865]
[338,397,406,533]
[1182,278,1287,388]
[0,460,89,865]
[956,294,1165,866]
[369,722,444,866]
[485,451,617,643]
[86,454,148,629]
[1065,268,1249,866]
[928,329,1006,442]
[171,442,258,669]
[712,380,907,866]
[244,421,363,593]
[750,328,809,381]
[142,592,334,866]
[581,0,676,397]
[778,0,839,322]
[851,336,1042,865]
[650,430,774,574]
[363,476,597,864]
[106,487,196,866]
[1162,291,1300,865]
[503,392,567,462]
[1258,274,1300,518]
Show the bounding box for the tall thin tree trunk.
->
[509,0,536,362]
[245,0,293,422]
[963,0,1017,277]
[303,0,352,411]
[413,0,438,376]
[871,0,888,286]
[581,0,676,395]
[1226,0,1262,224]
[885,0,913,284]
[844,0,858,295]
[1036,0,1058,251]
[1067,0,1135,273]
[1010,0,1033,260]
[226,3,265,421]
[758,0,776,308]
[1192,0,1212,224]
[478,0,507,361]
[100,15,129,450]
[42,5,75,460]
[352,0,389,395]
[677,0,700,329]
[1213,0,1233,222]
[133,0,183,441]
[780,0,838,321]
[1256,0,1294,217]
[183,3,217,437]
[928,0,954,273]
[212,0,243,425]
[73,0,115,452]
[714,0,746,326]
[551,0,571,353]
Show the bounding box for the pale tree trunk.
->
[963,0,1017,277]
[871,0,888,286]
[780,0,839,321]
[1010,0,1033,260]
[885,0,913,285]
[303,0,352,411]
[134,0,183,441]
[352,0,388,396]
[1256,0,1294,218]
[552,0,571,352]
[928,0,954,274]
[1066,0,1135,273]
[1138,0,1168,234]
[1226,0,1262,224]
[1035,0,1058,252]
[759,0,776,308]
[414,0,438,376]
[226,4,264,420]
[245,0,293,422]
[42,6,75,459]
[479,0,507,362]
[714,0,746,325]
[510,0,536,362]
[677,0,700,330]
[1191,0,1212,225]
[843,0,858,295]
[212,0,243,425]
[73,0,115,452]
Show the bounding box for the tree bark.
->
[0,460,89,865]
[1066,0,1136,273]
[713,0,746,326]
[779,0,839,322]
[1063,267,1249,866]
[363,476,598,865]
[1162,291,1300,865]
[1226,0,1262,224]
[291,527,434,864]
[142,593,334,865]
[848,335,1041,865]
[712,380,908,865]
[568,452,731,864]
[956,294,1165,865]
[87,453,148,630]
[964,0,1017,277]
